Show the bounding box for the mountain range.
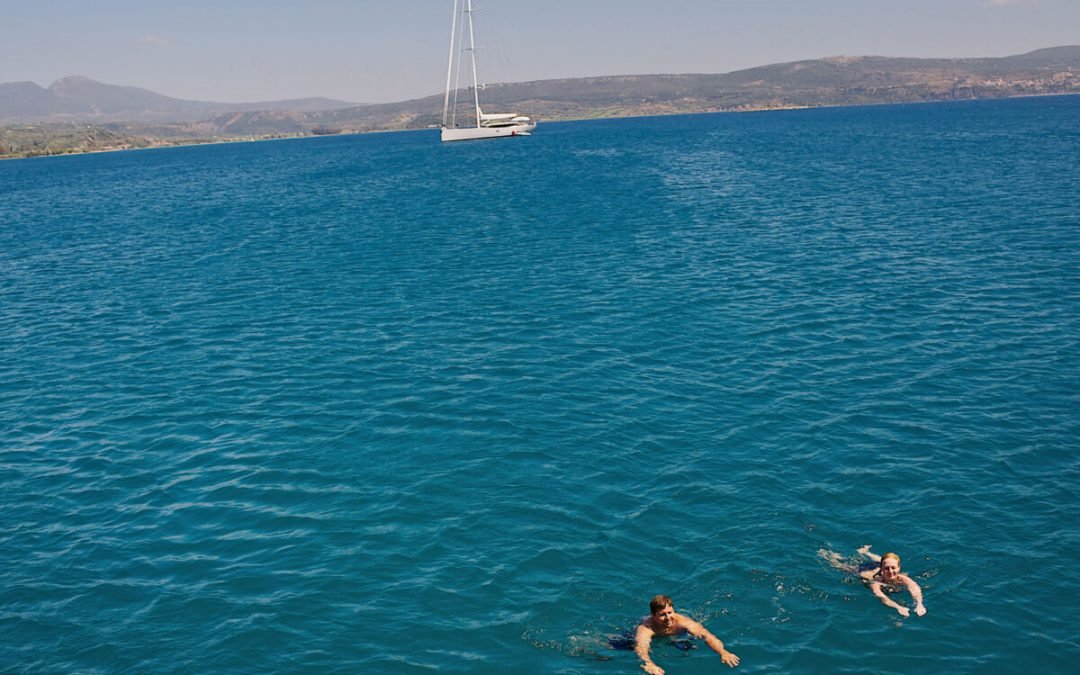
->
[0,75,355,123]
[2,46,1078,157]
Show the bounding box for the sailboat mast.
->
[441,0,459,128]
[465,0,482,128]
[439,0,534,141]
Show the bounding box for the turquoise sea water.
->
[2,96,1078,673]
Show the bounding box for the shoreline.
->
[0,131,314,162]
[2,92,1077,162]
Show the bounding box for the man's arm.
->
[634,624,664,675]
[681,617,740,668]
[870,581,911,617]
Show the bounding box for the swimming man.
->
[635,594,739,674]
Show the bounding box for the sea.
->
[2,95,1078,674]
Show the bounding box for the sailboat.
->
[441,0,536,142]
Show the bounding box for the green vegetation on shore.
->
[0,122,304,159]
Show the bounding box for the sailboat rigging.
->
[441,0,536,142]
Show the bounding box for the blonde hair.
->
[881,552,901,566]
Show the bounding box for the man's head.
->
[649,594,674,616]
[649,594,677,629]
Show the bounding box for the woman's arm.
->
[870,581,911,617]
[902,574,927,616]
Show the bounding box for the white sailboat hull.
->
[441,121,537,142]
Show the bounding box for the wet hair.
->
[650,594,674,615]
[881,552,901,567]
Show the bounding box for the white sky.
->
[2,0,1077,104]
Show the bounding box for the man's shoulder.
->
[674,614,700,629]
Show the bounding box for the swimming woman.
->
[819,545,927,618]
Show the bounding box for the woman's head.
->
[879,552,901,581]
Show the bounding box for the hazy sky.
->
[3,0,1077,104]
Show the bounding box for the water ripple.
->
[2,97,1079,672]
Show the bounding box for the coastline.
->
[2,92,1077,161]
[0,130,311,161]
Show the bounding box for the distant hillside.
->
[3,46,1078,158]
[192,46,1080,136]
[0,76,357,123]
